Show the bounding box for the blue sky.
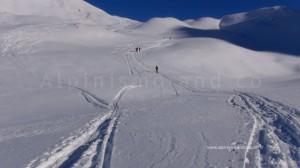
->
[87,0,300,21]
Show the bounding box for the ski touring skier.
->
[136,47,141,53]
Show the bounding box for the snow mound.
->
[219,6,300,55]
[135,17,188,34]
[185,17,220,30]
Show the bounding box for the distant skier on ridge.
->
[155,65,159,73]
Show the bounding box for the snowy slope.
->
[0,3,300,168]
[0,0,109,19]
[0,0,136,26]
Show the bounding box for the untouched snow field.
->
[0,1,300,167]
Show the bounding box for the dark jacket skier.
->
[155,65,159,73]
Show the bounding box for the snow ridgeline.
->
[220,6,300,55]
[0,0,136,26]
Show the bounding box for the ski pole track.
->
[27,85,139,168]
[229,92,300,168]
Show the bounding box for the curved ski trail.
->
[27,85,139,168]
[229,92,300,168]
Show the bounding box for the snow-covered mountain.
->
[220,6,300,54]
[0,0,136,26]
[1,0,102,19]
[0,2,300,168]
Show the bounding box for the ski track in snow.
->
[229,92,300,168]
[113,39,224,96]
[26,85,139,168]
[7,23,299,167]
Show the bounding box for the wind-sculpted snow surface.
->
[229,92,300,167]
[27,85,139,168]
